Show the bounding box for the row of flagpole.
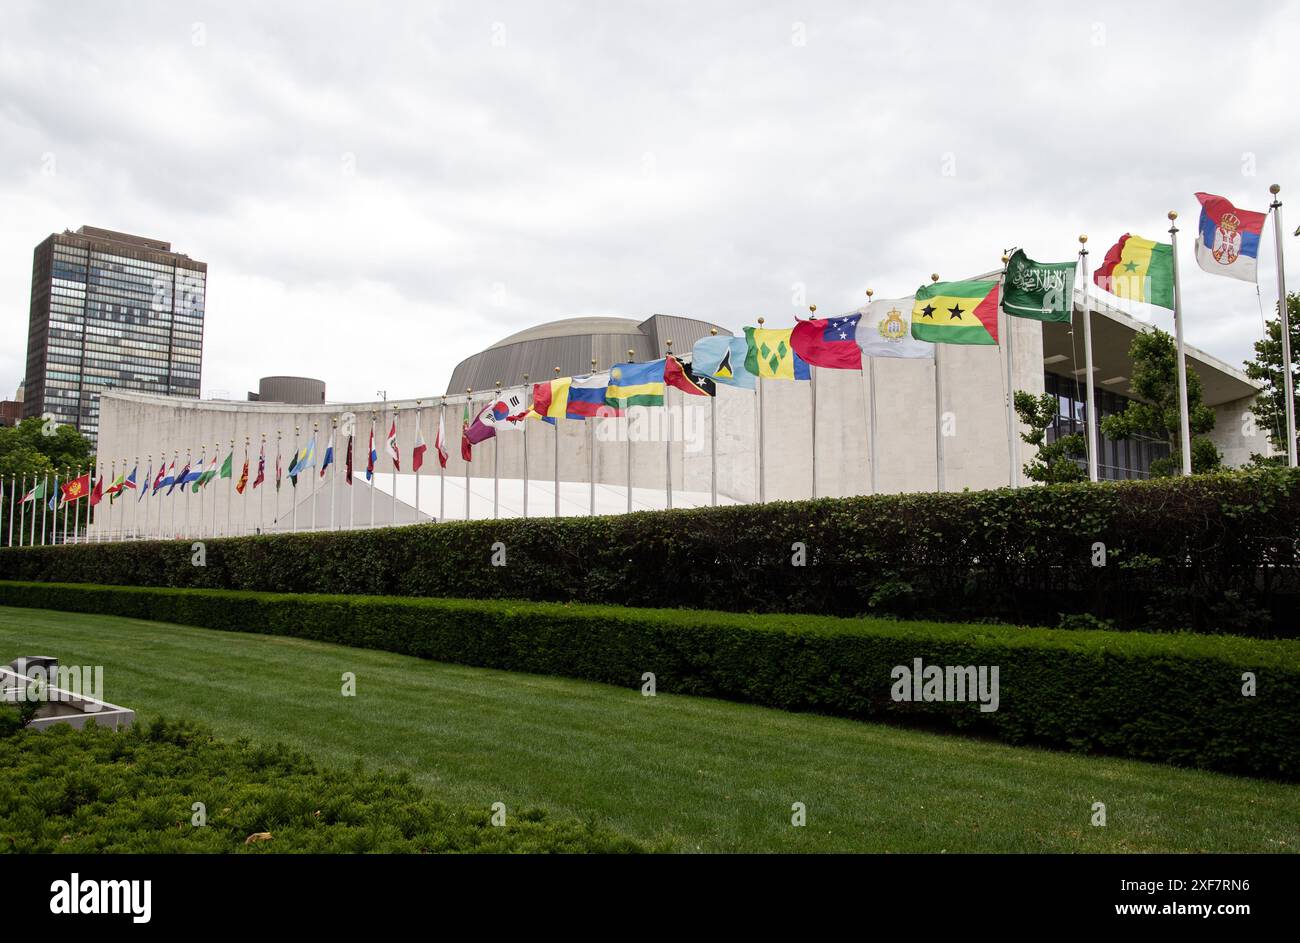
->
[4,188,1295,547]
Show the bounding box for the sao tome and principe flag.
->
[692,334,756,389]
[791,313,863,369]
[744,326,811,379]
[911,280,1000,345]
[1001,249,1076,322]
[1194,192,1266,283]
[1093,234,1174,309]
[606,360,666,407]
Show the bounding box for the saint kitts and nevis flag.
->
[911,279,1000,345]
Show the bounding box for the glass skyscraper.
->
[23,226,206,444]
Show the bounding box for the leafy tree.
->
[0,417,95,544]
[1100,328,1221,477]
[1013,391,1087,483]
[1242,291,1299,462]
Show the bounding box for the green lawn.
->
[2,605,1296,853]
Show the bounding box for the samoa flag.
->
[791,313,863,369]
[1194,192,1265,284]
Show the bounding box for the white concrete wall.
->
[85,314,1056,539]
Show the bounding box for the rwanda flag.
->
[606,359,666,408]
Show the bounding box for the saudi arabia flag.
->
[910,280,1000,345]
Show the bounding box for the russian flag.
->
[567,374,611,419]
[1194,192,1266,284]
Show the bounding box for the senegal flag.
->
[743,326,811,380]
[911,280,999,345]
[1094,234,1174,309]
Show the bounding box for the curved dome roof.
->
[488,316,645,350]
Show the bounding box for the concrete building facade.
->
[80,295,1264,541]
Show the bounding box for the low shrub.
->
[0,717,645,853]
[1,470,1298,635]
[2,581,1296,781]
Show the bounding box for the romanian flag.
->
[744,327,811,380]
[1094,234,1174,309]
[911,280,999,345]
[606,360,666,407]
[61,474,91,502]
[530,377,571,423]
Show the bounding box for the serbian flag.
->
[61,473,91,502]
[365,426,377,481]
[791,313,864,369]
[435,412,449,468]
[412,419,427,473]
[89,476,104,507]
[530,378,570,424]
[1194,192,1266,284]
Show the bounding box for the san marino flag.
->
[1194,192,1266,284]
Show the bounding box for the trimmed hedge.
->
[0,717,645,853]
[2,470,1299,635]
[3,581,1297,780]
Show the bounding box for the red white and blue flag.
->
[1194,192,1266,284]
[366,424,377,481]
[791,313,863,369]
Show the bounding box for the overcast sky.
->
[2,0,1297,403]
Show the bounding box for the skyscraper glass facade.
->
[24,227,205,444]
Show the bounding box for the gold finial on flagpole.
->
[866,288,874,299]
[709,327,718,336]
[757,317,765,326]
[930,273,939,283]
[809,305,816,319]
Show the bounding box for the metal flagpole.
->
[6,474,14,546]
[102,462,113,544]
[493,384,501,520]
[230,438,238,536]
[438,401,446,523]
[330,420,338,530]
[211,442,219,538]
[1269,184,1297,467]
[18,473,26,547]
[62,467,70,543]
[1001,254,1019,487]
[259,436,266,535]
[624,351,633,513]
[756,318,766,503]
[414,403,422,524]
[931,276,946,492]
[520,381,529,519]
[1168,211,1193,475]
[664,339,674,511]
[1078,236,1099,482]
[589,358,597,515]
[40,471,49,545]
[370,413,378,528]
[171,453,179,539]
[464,392,472,521]
[347,424,355,531]
[293,425,303,532]
[866,290,879,494]
[311,422,319,532]
[553,368,561,518]
[390,405,399,527]
[808,308,818,499]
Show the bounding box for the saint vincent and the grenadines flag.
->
[744,326,811,379]
[911,280,1000,345]
[1093,234,1174,309]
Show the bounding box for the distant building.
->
[247,376,326,404]
[0,382,22,427]
[22,226,207,444]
